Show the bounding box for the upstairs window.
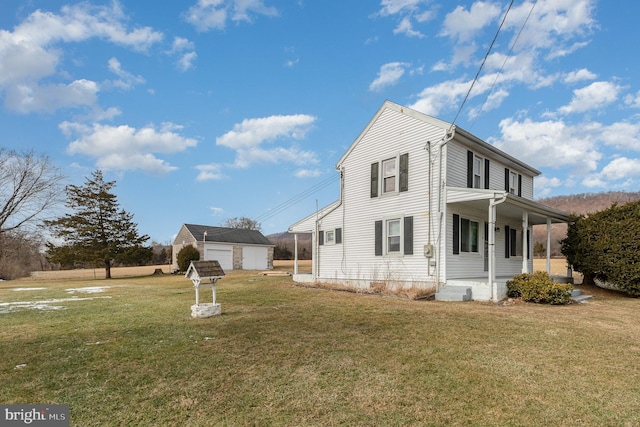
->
[505,168,522,196]
[467,151,489,189]
[473,156,483,189]
[383,158,396,194]
[509,171,517,194]
[371,153,409,197]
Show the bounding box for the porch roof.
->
[446,187,569,225]
[288,200,341,233]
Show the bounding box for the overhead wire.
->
[447,0,515,134]
[253,173,339,224]
[470,0,538,130]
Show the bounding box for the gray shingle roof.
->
[184,224,273,246]
[186,260,225,279]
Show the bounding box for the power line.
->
[470,0,538,130]
[448,0,515,133]
[253,173,339,224]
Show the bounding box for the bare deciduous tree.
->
[222,216,262,231]
[0,149,65,234]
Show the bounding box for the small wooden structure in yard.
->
[185,260,225,318]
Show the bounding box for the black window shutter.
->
[374,221,383,256]
[453,214,460,255]
[370,162,379,198]
[505,226,510,258]
[484,159,490,189]
[518,174,522,197]
[404,216,413,255]
[335,228,342,244]
[504,168,510,192]
[526,229,530,259]
[319,230,324,246]
[399,153,409,192]
[467,151,474,188]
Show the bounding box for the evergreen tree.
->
[46,170,149,279]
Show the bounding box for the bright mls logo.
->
[1,405,69,426]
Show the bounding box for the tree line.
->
[0,150,168,279]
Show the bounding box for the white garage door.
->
[242,246,268,270]
[206,248,233,271]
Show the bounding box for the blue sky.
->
[2,0,639,243]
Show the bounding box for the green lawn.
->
[1,271,639,426]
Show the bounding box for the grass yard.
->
[1,263,639,426]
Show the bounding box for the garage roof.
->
[183,223,274,246]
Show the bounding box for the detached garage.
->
[172,224,274,272]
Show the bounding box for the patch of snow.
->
[66,286,111,294]
[11,287,47,291]
[0,296,112,314]
[15,364,27,370]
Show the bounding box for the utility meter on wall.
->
[423,244,433,258]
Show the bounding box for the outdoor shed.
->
[172,223,274,272]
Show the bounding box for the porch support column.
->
[522,212,529,274]
[293,233,299,275]
[546,218,552,274]
[488,202,496,301]
[488,194,507,302]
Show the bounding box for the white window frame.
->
[509,171,518,195]
[473,155,483,189]
[509,227,522,257]
[382,157,398,194]
[459,218,479,253]
[325,230,335,245]
[386,218,401,254]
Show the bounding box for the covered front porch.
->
[446,187,570,301]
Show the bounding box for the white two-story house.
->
[288,100,569,301]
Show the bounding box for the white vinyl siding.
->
[317,107,441,286]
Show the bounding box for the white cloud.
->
[503,0,595,54]
[168,37,197,71]
[440,2,502,43]
[534,176,563,198]
[295,169,322,178]
[558,81,621,115]
[177,52,198,72]
[599,157,640,181]
[369,62,410,92]
[376,0,434,38]
[491,117,601,173]
[171,36,195,52]
[196,164,225,181]
[4,79,99,113]
[107,57,145,90]
[411,1,597,122]
[61,121,197,175]
[210,207,225,216]
[216,114,318,168]
[0,2,162,113]
[583,157,640,189]
[185,0,278,32]
[393,17,424,38]
[564,68,597,84]
[598,121,640,151]
[624,90,640,109]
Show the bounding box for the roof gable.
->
[336,100,540,176]
[185,260,225,280]
[180,224,273,246]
